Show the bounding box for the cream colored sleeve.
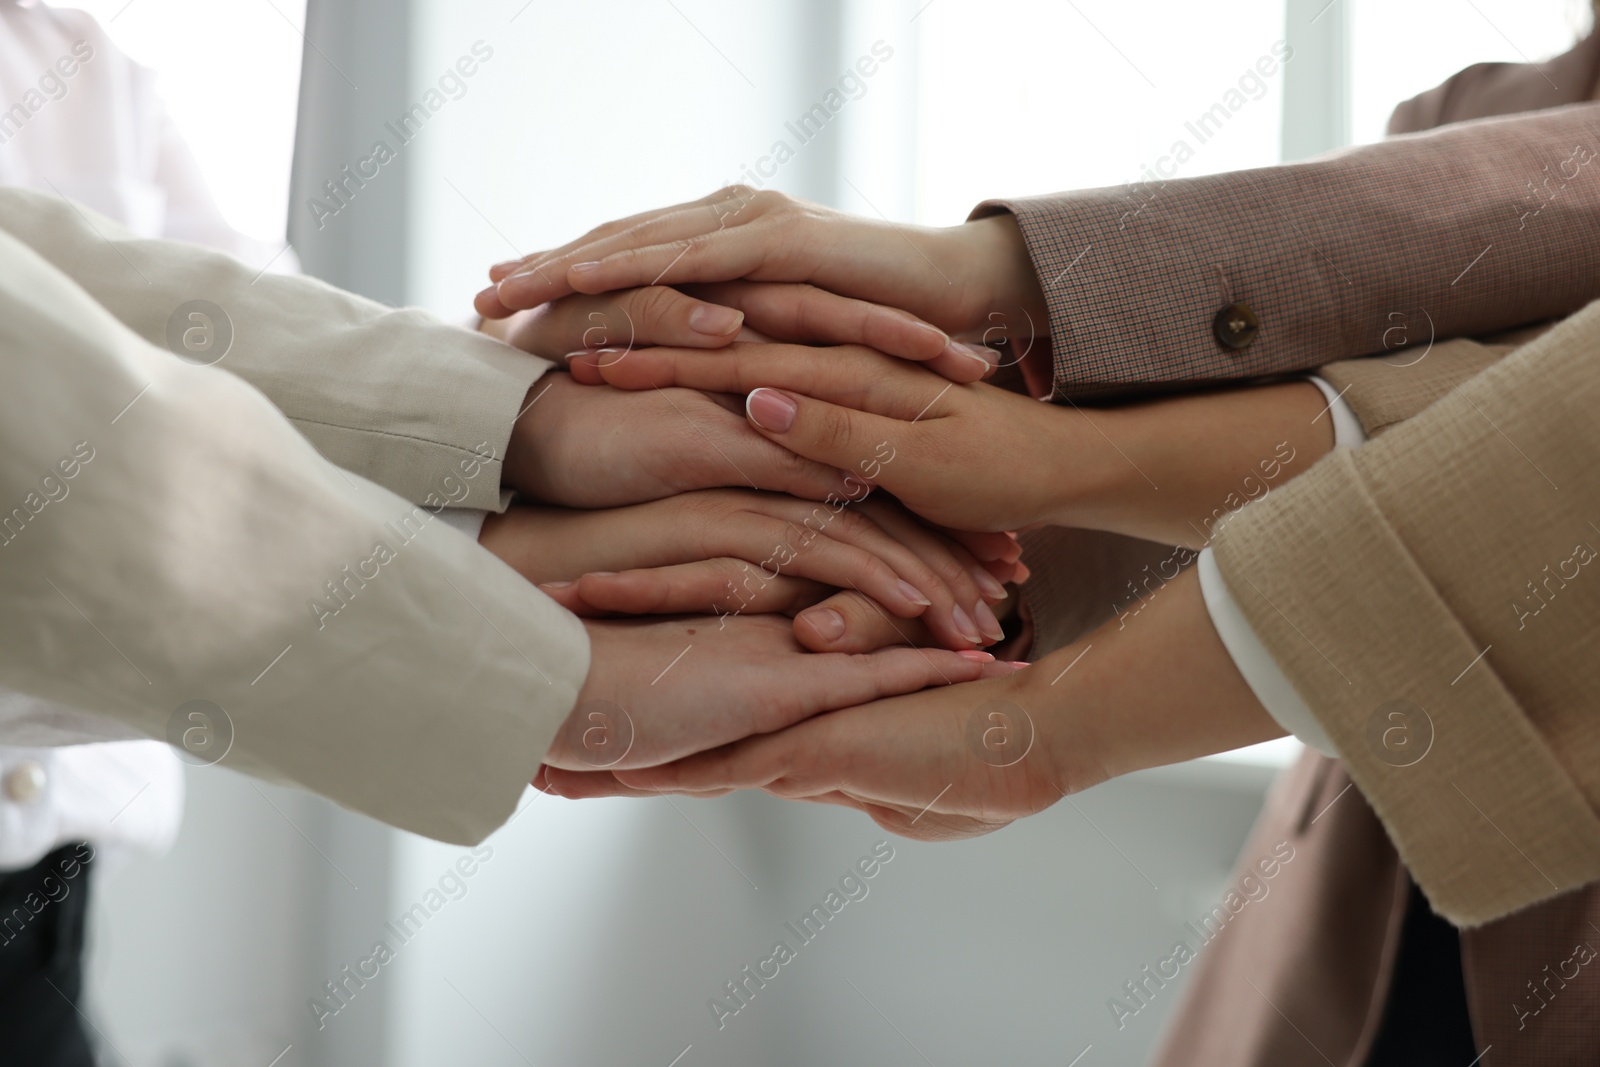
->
[0,226,586,845]
[1212,301,1600,926]
[0,186,547,513]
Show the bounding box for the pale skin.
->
[476,187,1340,816]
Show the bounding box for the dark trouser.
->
[0,843,97,1067]
[1365,881,1481,1066]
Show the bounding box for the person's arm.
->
[1207,300,1600,926]
[0,186,539,512]
[0,226,585,843]
[488,104,1600,398]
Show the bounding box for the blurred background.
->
[46,0,1591,1063]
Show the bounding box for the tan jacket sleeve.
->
[974,103,1600,399]
[0,226,586,845]
[0,187,547,513]
[1210,299,1600,925]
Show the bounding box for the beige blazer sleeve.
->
[1210,300,1600,926]
[0,187,547,513]
[0,226,587,845]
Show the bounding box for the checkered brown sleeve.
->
[974,102,1600,398]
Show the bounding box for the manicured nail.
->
[945,340,997,367]
[974,601,1006,643]
[585,571,617,578]
[1007,661,1032,669]
[746,388,797,433]
[570,261,603,274]
[803,607,846,642]
[951,604,982,644]
[539,581,572,590]
[914,320,950,344]
[956,649,996,663]
[896,580,932,607]
[689,304,744,336]
[972,567,1008,602]
[491,259,523,274]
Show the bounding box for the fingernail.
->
[974,601,1006,643]
[570,261,603,274]
[945,340,997,367]
[951,604,982,645]
[585,571,617,578]
[802,607,846,642]
[956,649,996,663]
[914,320,950,343]
[746,388,797,433]
[896,580,932,607]
[689,304,744,336]
[491,259,523,274]
[972,567,1008,602]
[539,581,572,590]
[1007,661,1032,669]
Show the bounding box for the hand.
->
[501,372,852,508]
[570,343,1338,546]
[568,341,1085,532]
[543,569,1285,841]
[541,614,1021,771]
[479,281,996,383]
[477,491,1023,649]
[478,188,1047,346]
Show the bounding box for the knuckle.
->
[811,405,857,455]
[631,286,683,330]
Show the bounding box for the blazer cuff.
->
[1212,450,1600,925]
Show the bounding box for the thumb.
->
[743,388,908,490]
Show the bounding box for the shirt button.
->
[3,760,47,804]
[1213,302,1260,350]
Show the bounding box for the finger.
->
[490,188,748,286]
[855,501,1001,642]
[572,563,828,616]
[495,188,772,309]
[944,528,1022,565]
[506,287,746,359]
[541,765,665,799]
[576,342,936,419]
[792,589,936,652]
[684,282,993,382]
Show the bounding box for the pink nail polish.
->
[956,649,996,663]
[689,304,743,336]
[803,608,846,642]
[951,604,982,645]
[974,601,1005,643]
[896,580,932,607]
[746,388,798,433]
[570,261,602,273]
[945,340,997,367]
[972,567,1008,601]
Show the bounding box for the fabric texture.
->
[0,223,586,844]
[976,102,1600,398]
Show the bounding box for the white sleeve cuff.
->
[1197,547,1338,757]
[1308,375,1368,449]
[435,508,488,541]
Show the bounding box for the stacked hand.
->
[479,187,1337,838]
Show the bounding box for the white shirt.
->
[1197,376,1368,757]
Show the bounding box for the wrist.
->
[1031,568,1284,789]
[946,214,1047,337]
[1054,382,1336,548]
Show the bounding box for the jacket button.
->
[1213,303,1259,350]
[3,760,46,804]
